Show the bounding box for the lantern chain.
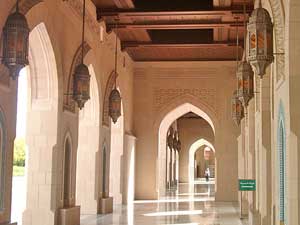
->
[114,20,118,89]
[81,0,86,64]
[235,16,239,69]
[16,0,19,12]
[242,0,247,62]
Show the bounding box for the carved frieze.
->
[268,0,285,82]
[153,88,217,113]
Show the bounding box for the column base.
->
[249,209,261,225]
[58,206,80,225]
[98,197,113,214]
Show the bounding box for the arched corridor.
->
[1,0,300,225]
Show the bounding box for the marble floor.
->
[80,180,248,225]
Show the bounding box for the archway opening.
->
[76,63,100,214]
[158,103,216,197]
[11,22,59,225]
[188,139,216,184]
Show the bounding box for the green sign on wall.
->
[239,179,256,191]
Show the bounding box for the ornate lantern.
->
[109,21,122,123]
[73,0,90,109]
[73,63,90,109]
[167,128,174,149]
[232,91,244,126]
[237,61,254,107]
[109,88,121,123]
[237,2,254,107]
[247,0,274,78]
[2,0,29,80]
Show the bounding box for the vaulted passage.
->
[0,1,299,225]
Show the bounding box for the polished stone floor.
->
[81,180,248,225]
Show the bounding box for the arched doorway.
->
[76,63,100,214]
[12,22,59,225]
[188,139,216,183]
[158,102,216,196]
[63,135,72,207]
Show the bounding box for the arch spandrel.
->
[155,93,219,135]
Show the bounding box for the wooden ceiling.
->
[92,0,254,61]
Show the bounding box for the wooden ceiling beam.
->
[97,9,252,20]
[108,21,245,32]
[121,41,243,50]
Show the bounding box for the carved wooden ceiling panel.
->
[92,0,254,61]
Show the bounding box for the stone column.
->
[239,119,249,217]
[247,97,260,225]
[258,71,272,225]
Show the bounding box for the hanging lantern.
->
[232,91,244,126]
[73,63,90,109]
[72,0,90,109]
[2,1,29,80]
[167,128,174,149]
[109,88,121,123]
[247,0,274,78]
[237,60,254,107]
[109,20,122,123]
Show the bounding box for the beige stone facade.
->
[0,0,299,225]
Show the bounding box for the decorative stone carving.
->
[268,0,285,81]
[102,71,118,127]
[64,42,91,113]
[153,88,217,113]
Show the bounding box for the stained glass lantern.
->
[2,4,29,80]
[232,91,244,126]
[237,61,254,107]
[247,1,274,78]
[73,63,91,109]
[109,88,121,123]
[167,128,174,149]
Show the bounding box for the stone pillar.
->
[239,119,249,217]
[247,99,260,225]
[122,134,136,204]
[258,71,272,225]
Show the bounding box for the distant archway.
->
[157,102,216,195]
[188,139,215,183]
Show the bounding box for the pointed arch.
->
[157,101,217,195]
[63,42,91,113]
[188,139,215,183]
